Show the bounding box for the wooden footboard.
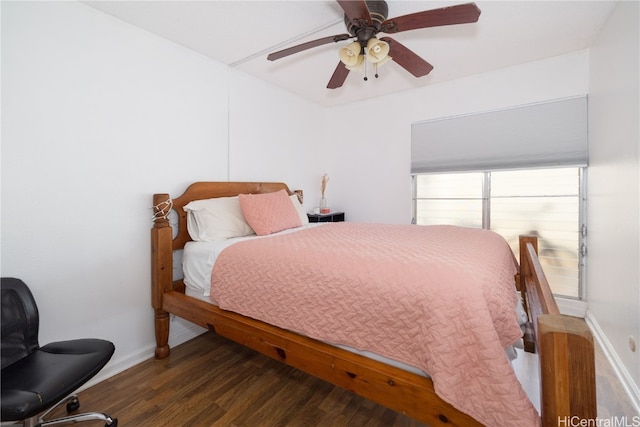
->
[161,289,481,426]
[518,236,597,425]
[151,182,597,427]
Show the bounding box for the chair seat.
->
[1,338,115,421]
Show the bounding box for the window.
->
[413,167,586,299]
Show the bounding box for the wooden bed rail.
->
[518,235,597,426]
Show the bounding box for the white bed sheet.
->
[183,224,323,298]
[182,223,525,373]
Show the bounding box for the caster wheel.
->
[66,397,80,413]
[107,419,118,427]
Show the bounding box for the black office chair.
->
[1,278,117,427]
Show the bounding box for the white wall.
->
[326,51,589,223]
[1,1,228,371]
[587,1,640,407]
[228,69,328,203]
[1,1,325,378]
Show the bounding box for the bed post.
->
[151,193,173,359]
[518,235,597,426]
[537,314,597,425]
[518,236,538,353]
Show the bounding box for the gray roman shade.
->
[411,96,588,173]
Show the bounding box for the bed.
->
[151,181,597,427]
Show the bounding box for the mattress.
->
[182,224,526,375]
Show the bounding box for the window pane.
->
[414,172,483,227]
[415,173,483,198]
[491,168,580,298]
[491,197,580,298]
[492,168,579,197]
[416,199,482,227]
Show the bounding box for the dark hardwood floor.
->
[48,329,639,426]
[51,332,427,426]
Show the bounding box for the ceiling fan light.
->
[346,55,364,72]
[339,41,363,68]
[366,38,390,64]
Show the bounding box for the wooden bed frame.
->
[151,181,597,427]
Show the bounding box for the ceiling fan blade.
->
[381,37,433,77]
[267,34,351,61]
[337,0,371,26]
[327,61,350,89]
[381,2,481,34]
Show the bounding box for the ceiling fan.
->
[267,1,481,89]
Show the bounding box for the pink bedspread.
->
[210,223,540,426]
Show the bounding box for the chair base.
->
[2,395,117,427]
[24,412,116,427]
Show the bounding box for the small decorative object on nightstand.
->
[319,173,330,214]
[307,212,345,223]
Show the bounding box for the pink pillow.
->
[239,190,302,236]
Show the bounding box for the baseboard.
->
[79,319,206,391]
[81,343,156,390]
[585,312,640,415]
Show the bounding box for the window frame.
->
[412,166,587,300]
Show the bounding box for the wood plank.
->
[51,333,428,426]
[50,330,637,427]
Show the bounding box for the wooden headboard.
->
[152,181,300,251]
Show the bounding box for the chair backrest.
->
[1,278,40,370]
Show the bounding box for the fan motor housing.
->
[344,0,389,39]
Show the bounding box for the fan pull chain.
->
[363,59,368,82]
[362,52,382,82]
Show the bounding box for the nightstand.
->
[307,212,345,223]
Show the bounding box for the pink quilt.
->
[210,223,540,427]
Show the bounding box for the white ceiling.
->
[83,1,616,107]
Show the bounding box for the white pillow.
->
[183,196,254,241]
[290,194,309,226]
